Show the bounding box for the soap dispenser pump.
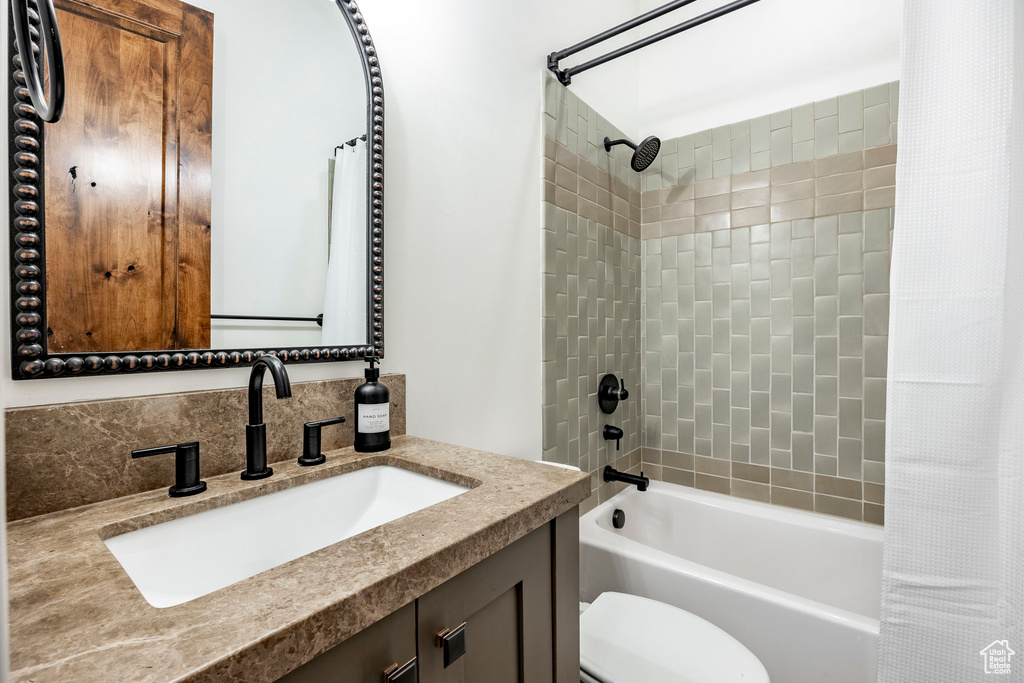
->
[354,359,391,452]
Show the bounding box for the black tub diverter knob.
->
[603,424,624,450]
[612,508,626,529]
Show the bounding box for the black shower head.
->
[604,135,662,172]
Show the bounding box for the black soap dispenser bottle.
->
[354,359,390,452]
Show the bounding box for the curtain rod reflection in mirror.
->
[211,314,324,327]
[334,134,367,155]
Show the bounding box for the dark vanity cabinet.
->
[277,603,417,683]
[417,519,553,683]
[279,509,580,683]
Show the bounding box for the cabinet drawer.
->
[416,524,553,683]
[279,602,417,683]
[276,509,580,683]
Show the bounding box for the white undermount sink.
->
[103,465,470,608]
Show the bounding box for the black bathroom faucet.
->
[241,355,292,480]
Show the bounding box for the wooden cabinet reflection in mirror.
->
[46,0,213,353]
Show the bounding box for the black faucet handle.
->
[132,441,207,498]
[308,416,346,429]
[132,443,181,458]
[298,416,346,467]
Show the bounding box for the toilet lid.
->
[580,592,770,683]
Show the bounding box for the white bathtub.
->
[580,481,883,683]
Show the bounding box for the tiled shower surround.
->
[542,75,643,511]
[639,82,898,524]
[541,78,894,524]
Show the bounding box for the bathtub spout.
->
[604,465,649,492]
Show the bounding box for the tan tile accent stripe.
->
[732,478,771,503]
[640,143,897,240]
[772,485,814,512]
[694,454,730,476]
[543,135,641,240]
[732,461,770,484]
[641,448,882,524]
[864,502,884,524]
[815,473,862,500]
[815,494,862,520]
[772,467,813,491]
[864,481,885,504]
[696,473,731,494]
[662,467,695,488]
[663,450,694,470]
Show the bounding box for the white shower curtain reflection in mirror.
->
[879,2,1024,680]
[322,140,368,346]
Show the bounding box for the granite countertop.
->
[7,436,590,682]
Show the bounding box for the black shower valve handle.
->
[615,378,628,401]
[599,374,629,414]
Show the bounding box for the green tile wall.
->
[639,82,899,524]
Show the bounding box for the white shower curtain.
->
[879,2,1024,680]
[321,139,368,346]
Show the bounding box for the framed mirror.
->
[8,0,385,379]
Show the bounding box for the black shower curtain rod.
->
[547,0,762,86]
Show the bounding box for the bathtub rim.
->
[580,480,882,633]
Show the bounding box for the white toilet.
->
[579,592,770,683]
[534,462,768,682]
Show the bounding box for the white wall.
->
[635,0,903,138]
[357,0,640,459]
[195,0,365,349]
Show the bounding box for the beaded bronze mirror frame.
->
[7,0,385,379]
